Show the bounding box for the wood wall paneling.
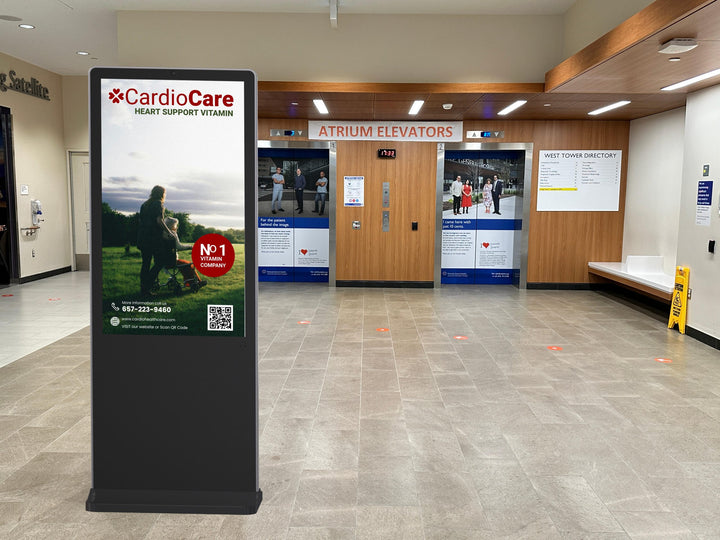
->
[335,141,436,282]
[526,121,629,283]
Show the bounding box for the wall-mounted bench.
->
[588,256,674,302]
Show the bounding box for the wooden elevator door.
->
[335,141,436,284]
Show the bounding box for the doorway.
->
[69,151,90,270]
[0,106,19,286]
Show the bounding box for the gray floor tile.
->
[1,278,720,537]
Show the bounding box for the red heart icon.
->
[482,242,490,248]
[301,249,308,255]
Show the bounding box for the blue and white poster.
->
[696,180,713,227]
[441,150,524,284]
[258,148,329,282]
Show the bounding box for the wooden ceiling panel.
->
[549,0,720,94]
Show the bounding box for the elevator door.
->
[335,141,436,285]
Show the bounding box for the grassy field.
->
[101,245,245,337]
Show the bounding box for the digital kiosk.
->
[86,67,261,514]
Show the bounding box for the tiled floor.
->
[2,275,720,538]
[0,272,90,369]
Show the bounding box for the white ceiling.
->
[0,0,578,76]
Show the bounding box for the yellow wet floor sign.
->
[668,266,690,334]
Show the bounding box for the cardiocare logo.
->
[108,87,234,107]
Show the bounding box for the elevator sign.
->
[309,121,463,142]
[467,130,505,139]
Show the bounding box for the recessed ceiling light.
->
[76,51,90,56]
[668,57,681,62]
[662,67,720,91]
[18,24,34,29]
[588,100,631,115]
[498,100,527,116]
[543,103,551,107]
[442,103,453,110]
[291,102,299,106]
[313,99,329,114]
[409,100,424,115]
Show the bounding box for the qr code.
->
[207,305,233,331]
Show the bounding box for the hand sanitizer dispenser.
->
[31,199,43,226]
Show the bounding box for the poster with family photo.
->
[441,150,525,284]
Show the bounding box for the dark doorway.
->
[0,106,19,286]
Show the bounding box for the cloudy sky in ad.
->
[101,78,246,230]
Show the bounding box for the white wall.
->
[62,76,89,151]
[624,107,685,275]
[562,0,654,58]
[0,52,72,278]
[118,11,564,83]
[677,85,720,340]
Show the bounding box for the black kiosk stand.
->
[86,67,261,514]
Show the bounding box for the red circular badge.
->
[191,233,235,278]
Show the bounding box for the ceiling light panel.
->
[497,100,527,116]
[313,99,329,114]
[408,100,424,115]
[588,100,631,115]
[662,68,720,91]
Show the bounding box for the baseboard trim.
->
[19,266,72,284]
[336,280,434,288]
[686,326,720,351]
[526,282,593,290]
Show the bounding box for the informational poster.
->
[696,180,713,226]
[257,149,329,282]
[441,150,524,284]
[100,77,246,337]
[344,176,364,207]
[537,150,622,211]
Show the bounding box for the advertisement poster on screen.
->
[100,78,246,337]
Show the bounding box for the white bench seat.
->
[588,256,674,302]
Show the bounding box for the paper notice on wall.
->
[344,176,364,207]
[696,180,713,226]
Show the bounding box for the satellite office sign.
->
[309,121,463,142]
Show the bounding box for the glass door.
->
[0,106,18,285]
